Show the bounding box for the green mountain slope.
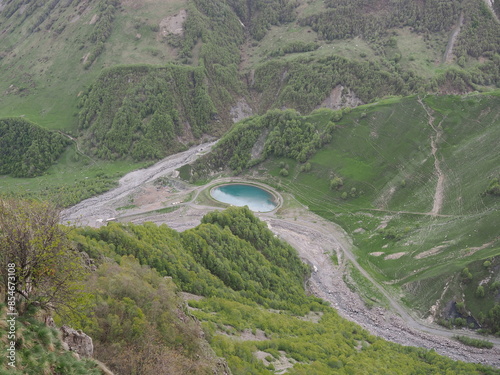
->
[68,207,499,374]
[186,92,500,324]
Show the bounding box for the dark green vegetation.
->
[454,335,494,349]
[300,0,500,61]
[68,207,498,374]
[252,55,424,113]
[188,93,500,329]
[78,64,215,160]
[0,118,69,177]
[187,109,335,177]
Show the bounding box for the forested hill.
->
[0,118,69,177]
[77,64,216,160]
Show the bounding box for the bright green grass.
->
[395,28,450,77]
[0,0,185,131]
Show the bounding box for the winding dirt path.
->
[57,131,96,164]
[418,97,446,215]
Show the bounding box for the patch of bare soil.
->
[238,329,268,341]
[442,12,463,63]
[370,252,385,257]
[89,14,99,25]
[159,9,187,37]
[230,98,253,123]
[250,129,269,160]
[461,237,500,257]
[415,244,448,259]
[180,292,204,302]
[418,97,446,216]
[384,252,406,260]
[254,350,297,374]
[81,52,90,65]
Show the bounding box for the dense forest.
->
[78,64,216,160]
[0,118,69,177]
[183,108,338,179]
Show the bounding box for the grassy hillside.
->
[0,305,103,374]
[0,0,187,128]
[187,92,500,324]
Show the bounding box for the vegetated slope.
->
[70,207,499,374]
[243,0,500,112]
[0,0,195,126]
[1,0,500,209]
[62,256,229,375]
[2,0,500,177]
[0,305,103,374]
[78,64,216,160]
[0,118,69,177]
[185,93,500,328]
[298,0,500,64]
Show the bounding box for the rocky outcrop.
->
[319,85,363,110]
[214,357,232,375]
[60,325,94,358]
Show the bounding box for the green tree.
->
[476,285,485,298]
[0,199,88,315]
[330,176,344,190]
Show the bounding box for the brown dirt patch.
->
[89,14,99,25]
[415,245,447,259]
[384,252,406,260]
[159,9,187,37]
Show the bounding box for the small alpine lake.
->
[210,184,278,212]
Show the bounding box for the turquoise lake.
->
[210,184,277,212]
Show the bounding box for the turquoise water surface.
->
[210,184,277,212]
